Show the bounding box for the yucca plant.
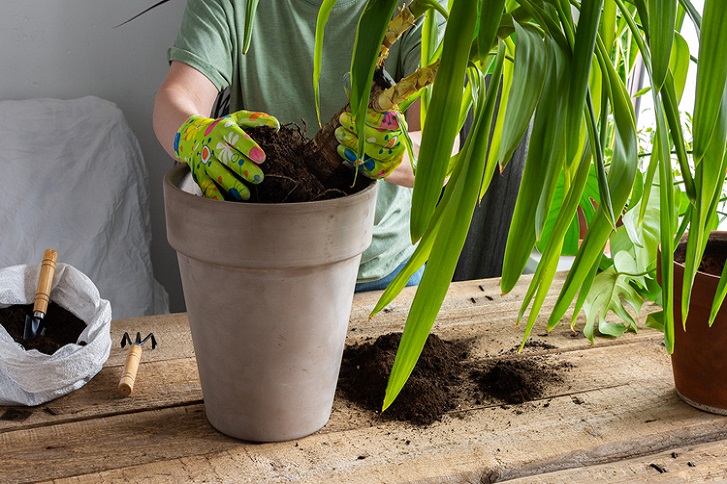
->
[135,0,726,411]
[311,0,727,411]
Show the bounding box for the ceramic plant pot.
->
[163,164,377,442]
[669,232,727,414]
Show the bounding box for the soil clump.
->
[337,332,573,426]
[246,124,370,203]
[675,236,727,277]
[0,302,87,354]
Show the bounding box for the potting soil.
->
[0,302,87,354]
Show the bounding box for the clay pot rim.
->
[164,163,377,212]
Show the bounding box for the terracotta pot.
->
[163,164,377,441]
[668,232,727,414]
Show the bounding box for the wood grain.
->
[3,273,722,483]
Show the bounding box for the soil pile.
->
[0,302,87,354]
[338,333,470,426]
[472,357,573,405]
[338,333,574,426]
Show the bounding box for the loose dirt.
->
[0,302,87,354]
[337,332,573,426]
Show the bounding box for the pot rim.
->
[163,163,377,211]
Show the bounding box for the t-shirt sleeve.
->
[167,0,236,91]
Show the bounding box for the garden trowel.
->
[22,249,58,340]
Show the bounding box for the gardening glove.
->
[335,109,406,179]
[174,110,280,201]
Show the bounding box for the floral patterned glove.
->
[174,110,280,201]
[335,109,406,179]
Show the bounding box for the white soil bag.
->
[0,263,112,406]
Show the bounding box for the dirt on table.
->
[337,332,573,426]
[0,302,87,354]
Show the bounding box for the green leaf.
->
[313,0,339,128]
[242,0,260,55]
[410,0,480,242]
[501,34,569,293]
[478,0,506,58]
[565,0,603,162]
[583,251,644,342]
[496,21,547,169]
[349,1,399,159]
[647,0,677,90]
[384,46,505,410]
[692,0,727,165]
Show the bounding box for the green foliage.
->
[313,0,727,409]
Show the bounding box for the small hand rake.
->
[117,332,157,397]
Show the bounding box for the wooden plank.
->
[29,376,727,484]
[505,439,727,483]
[4,338,718,484]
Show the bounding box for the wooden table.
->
[2,273,727,483]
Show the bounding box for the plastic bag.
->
[0,263,112,406]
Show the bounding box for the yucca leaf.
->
[313,0,339,128]
[565,0,603,162]
[242,0,260,55]
[349,1,399,160]
[496,21,547,169]
[670,32,690,101]
[384,45,504,410]
[410,0,480,242]
[478,0,506,57]
[691,0,727,165]
[647,0,676,90]
[547,32,639,330]
[501,34,568,293]
[681,0,727,321]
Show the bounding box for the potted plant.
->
[150,0,727,425]
[318,0,727,417]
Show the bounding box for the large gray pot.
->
[163,164,377,442]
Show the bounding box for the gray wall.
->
[1,1,188,312]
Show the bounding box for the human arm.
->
[153,61,219,159]
[153,61,279,201]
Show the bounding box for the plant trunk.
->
[306,105,353,187]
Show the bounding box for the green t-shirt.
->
[169,0,440,281]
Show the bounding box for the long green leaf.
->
[313,0,339,128]
[496,21,547,168]
[546,32,639,330]
[478,0,506,57]
[349,1,399,160]
[501,34,568,293]
[565,0,603,162]
[681,0,727,321]
[648,0,677,90]
[691,0,727,165]
[410,0,479,242]
[384,45,504,410]
[242,0,260,55]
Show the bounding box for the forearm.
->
[153,61,219,159]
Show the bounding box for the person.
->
[153,0,444,291]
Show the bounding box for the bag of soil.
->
[0,263,112,406]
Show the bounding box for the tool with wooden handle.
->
[118,332,157,396]
[23,249,58,341]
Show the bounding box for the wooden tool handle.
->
[118,345,143,397]
[33,249,57,315]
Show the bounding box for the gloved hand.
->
[174,110,280,201]
[335,109,406,179]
